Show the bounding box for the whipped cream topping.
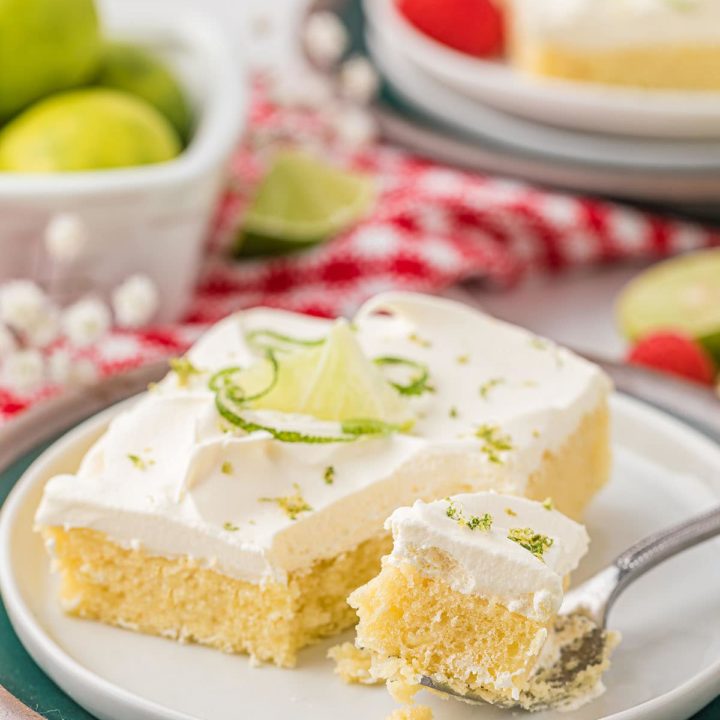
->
[512,0,720,50]
[386,492,589,622]
[35,292,608,585]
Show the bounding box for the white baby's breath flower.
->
[44,213,88,263]
[2,349,44,394]
[25,306,60,348]
[331,106,377,149]
[0,280,49,334]
[62,297,111,347]
[48,350,98,387]
[73,358,99,385]
[0,324,18,358]
[339,56,379,104]
[269,69,333,109]
[112,274,159,328]
[47,348,72,385]
[304,11,348,67]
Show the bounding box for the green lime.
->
[617,248,720,360]
[237,150,375,257]
[96,42,193,144]
[0,88,181,172]
[237,320,413,425]
[0,0,101,120]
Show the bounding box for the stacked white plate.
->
[363,0,720,204]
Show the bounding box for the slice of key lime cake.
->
[509,0,720,90]
[348,492,611,710]
[35,292,611,667]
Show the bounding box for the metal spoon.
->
[421,504,720,711]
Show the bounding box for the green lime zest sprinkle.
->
[456,354,469,365]
[479,377,505,400]
[530,337,549,351]
[505,507,517,517]
[341,418,413,436]
[170,357,201,387]
[475,424,514,464]
[223,521,240,532]
[221,461,233,475]
[324,466,335,484]
[446,498,493,532]
[508,527,554,560]
[542,497,554,511]
[408,332,431,348]
[260,483,313,520]
[127,453,153,470]
[246,328,325,354]
[373,355,433,397]
[449,406,459,419]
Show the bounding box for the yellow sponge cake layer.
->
[514,42,720,90]
[45,526,391,667]
[351,562,549,704]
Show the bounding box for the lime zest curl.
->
[214,390,408,444]
[208,352,279,404]
[373,356,433,397]
[246,328,325,354]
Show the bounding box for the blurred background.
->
[0,0,718,427]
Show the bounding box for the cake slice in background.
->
[509,0,720,90]
[349,492,617,711]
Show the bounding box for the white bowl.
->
[0,3,246,322]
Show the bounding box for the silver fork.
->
[422,504,720,711]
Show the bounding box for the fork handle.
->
[605,504,720,620]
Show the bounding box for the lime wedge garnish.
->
[236,150,375,257]
[233,320,413,425]
[617,248,720,359]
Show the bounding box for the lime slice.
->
[236,320,413,425]
[236,150,375,257]
[617,248,720,359]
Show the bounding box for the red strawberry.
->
[627,331,716,386]
[397,0,505,57]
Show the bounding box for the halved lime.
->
[617,248,720,359]
[236,320,412,425]
[236,150,375,257]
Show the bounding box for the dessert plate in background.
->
[364,0,720,140]
[368,30,720,172]
[1,395,720,720]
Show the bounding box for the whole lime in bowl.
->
[0,88,182,172]
[0,0,101,120]
[96,42,193,144]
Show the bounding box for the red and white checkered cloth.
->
[1,81,718,421]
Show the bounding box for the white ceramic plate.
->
[2,395,720,720]
[368,31,720,172]
[364,0,720,140]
